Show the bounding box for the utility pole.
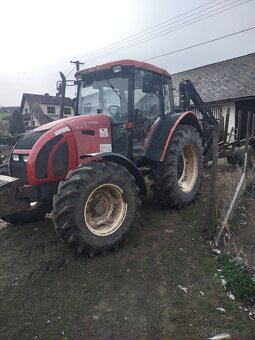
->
[70,61,84,116]
[70,60,84,71]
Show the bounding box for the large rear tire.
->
[53,161,140,255]
[2,201,52,225]
[150,125,203,208]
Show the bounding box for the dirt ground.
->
[0,173,255,340]
[232,190,255,272]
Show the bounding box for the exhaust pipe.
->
[59,72,66,119]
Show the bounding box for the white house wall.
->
[21,99,30,115]
[221,101,236,132]
[32,114,40,127]
[191,101,236,134]
[40,104,74,119]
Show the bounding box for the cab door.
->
[132,70,171,158]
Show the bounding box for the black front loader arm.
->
[179,79,219,159]
[179,79,218,130]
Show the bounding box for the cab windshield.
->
[78,75,128,122]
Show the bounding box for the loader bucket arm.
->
[179,79,218,130]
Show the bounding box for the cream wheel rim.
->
[178,144,198,193]
[84,184,127,236]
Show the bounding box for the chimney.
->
[45,93,49,96]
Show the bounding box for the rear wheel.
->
[2,201,52,225]
[53,161,140,255]
[150,125,202,208]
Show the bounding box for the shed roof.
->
[171,52,255,104]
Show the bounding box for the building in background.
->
[20,93,74,129]
[172,52,255,139]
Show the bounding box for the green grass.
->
[0,112,10,120]
[217,252,255,304]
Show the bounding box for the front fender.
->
[80,153,147,195]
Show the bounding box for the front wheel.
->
[150,124,203,208]
[53,161,140,255]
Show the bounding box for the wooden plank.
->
[209,125,219,223]
[251,112,255,138]
[236,110,242,145]
[223,108,230,144]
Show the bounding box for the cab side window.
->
[134,70,161,125]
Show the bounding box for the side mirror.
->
[142,72,160,94]
[57,81,63,95]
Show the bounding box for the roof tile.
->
[171,52,255,104]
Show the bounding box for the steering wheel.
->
[108,105,121,115]
[108,105,127,122]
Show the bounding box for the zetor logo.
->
[54,127,71,136]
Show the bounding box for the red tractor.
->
[0,60,217,255]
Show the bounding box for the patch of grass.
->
[217,252,255,304]
[0,112,10,120]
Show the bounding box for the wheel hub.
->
[178,144,198,193]
[84,184,127,236]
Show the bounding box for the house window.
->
[47,106,55,114]
[64,107,71,115]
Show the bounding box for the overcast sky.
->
[0,0,254,106]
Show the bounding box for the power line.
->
[82,0,251,64]
[65,65,77,78]
[79,0,251,63]
[48,1,253,95]
[78,0,220,60]
[143,26,255,62]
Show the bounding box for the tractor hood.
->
[33,114,112,136]
[10,114,112,185]
[33,115,92,132]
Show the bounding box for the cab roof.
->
[75,59,171,79]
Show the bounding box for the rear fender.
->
[80,153,147,195]
[146,111,201,162]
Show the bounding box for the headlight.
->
[12,154,19,161]
[22,155,29,162]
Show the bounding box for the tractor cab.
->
[75,60,174,161]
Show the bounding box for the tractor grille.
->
[9,130,48,183]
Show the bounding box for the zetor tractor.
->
[0,60,217,255]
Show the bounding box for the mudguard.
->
[145,111,201,162]
[80,152,147,195]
